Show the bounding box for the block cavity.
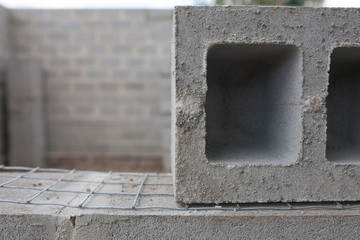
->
[326,47,360,163]
[206,44,302,165]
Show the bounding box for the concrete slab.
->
[172,6,360,203]
[0,171,360,239]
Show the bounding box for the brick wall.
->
[0,6,11,165]
[6,9,172,170]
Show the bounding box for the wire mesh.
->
[0,165,359,211]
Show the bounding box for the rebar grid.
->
[0,165,359,211]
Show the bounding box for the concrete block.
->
[6,60,45,167]
[100,107,118,116]
[64,70,81,78]
[124,82,144,90]
[75,83,94,92]
[112,70,130,78]
[111,21,131,29]
[87,70,106,78]
[172,6,360,203]
[112,45,132,54]
[125,107,144,116]
[76,58,94,66]
[49,33,69,41]
[75,33,95,43]
[126,58,145,67]
[99,82,119,91]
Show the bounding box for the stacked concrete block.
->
[172,6,360,203]
[6,60,45,166]
[8,9,173,168]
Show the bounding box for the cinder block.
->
[75,83,94,92]
[172,6,360,203]
[6,60,45,167]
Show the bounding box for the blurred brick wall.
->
[6,9,172,170]
[0,6,11,165]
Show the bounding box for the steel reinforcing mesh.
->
[0,165,358,211]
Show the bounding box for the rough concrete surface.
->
[172,6,360,203]
[0,171,360,240]
[0,171,360,239]
[3,204,360,240]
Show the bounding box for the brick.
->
[124,82,143,90]
[37,20,56,28]
[136,70,155,79]
[86,21,106,29]
[100,107,119,116]
[96,10,120,18]
[46,106,71,116]
[38,45,57,54]
[173,6,360,204]
[76,58,94,66]
[59,20,82,30]
[87,70,106,78]
[75,33,95,42]
[111,21,131,29]
[125,107,145,116]
[50,58,69,66]
[151,31,170,41]
[73,10,95,17]
[112,70,130,78]
[49,33,69,41]
[75,83,94,92]
[150,58,170,71]
[112,45,132,54]
[76,106,94,115]
[146,9,173,20]
[100,33,120,42]
[47,82,69,91]
[62,45,81,54]
[126,58,144,67]
[99,82,119,91]
[88,46,107,54]
[48,10,71,18]
[64,70,81,78]
[138,46,157,54]
[99,58,119,67]
[125,32,145,42]
[14,45,32,54]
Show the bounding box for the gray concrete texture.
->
[0,171,360,239]
[0,9,173,170]
[172,6,360,203]
[2,207,360,240]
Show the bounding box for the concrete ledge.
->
[1,204,360,239]
[0,169,359,239]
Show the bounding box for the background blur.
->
[0,0,359,8]
[0,0,357,173]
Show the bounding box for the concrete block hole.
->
[326,47,360,163]
[205,43,302,165]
